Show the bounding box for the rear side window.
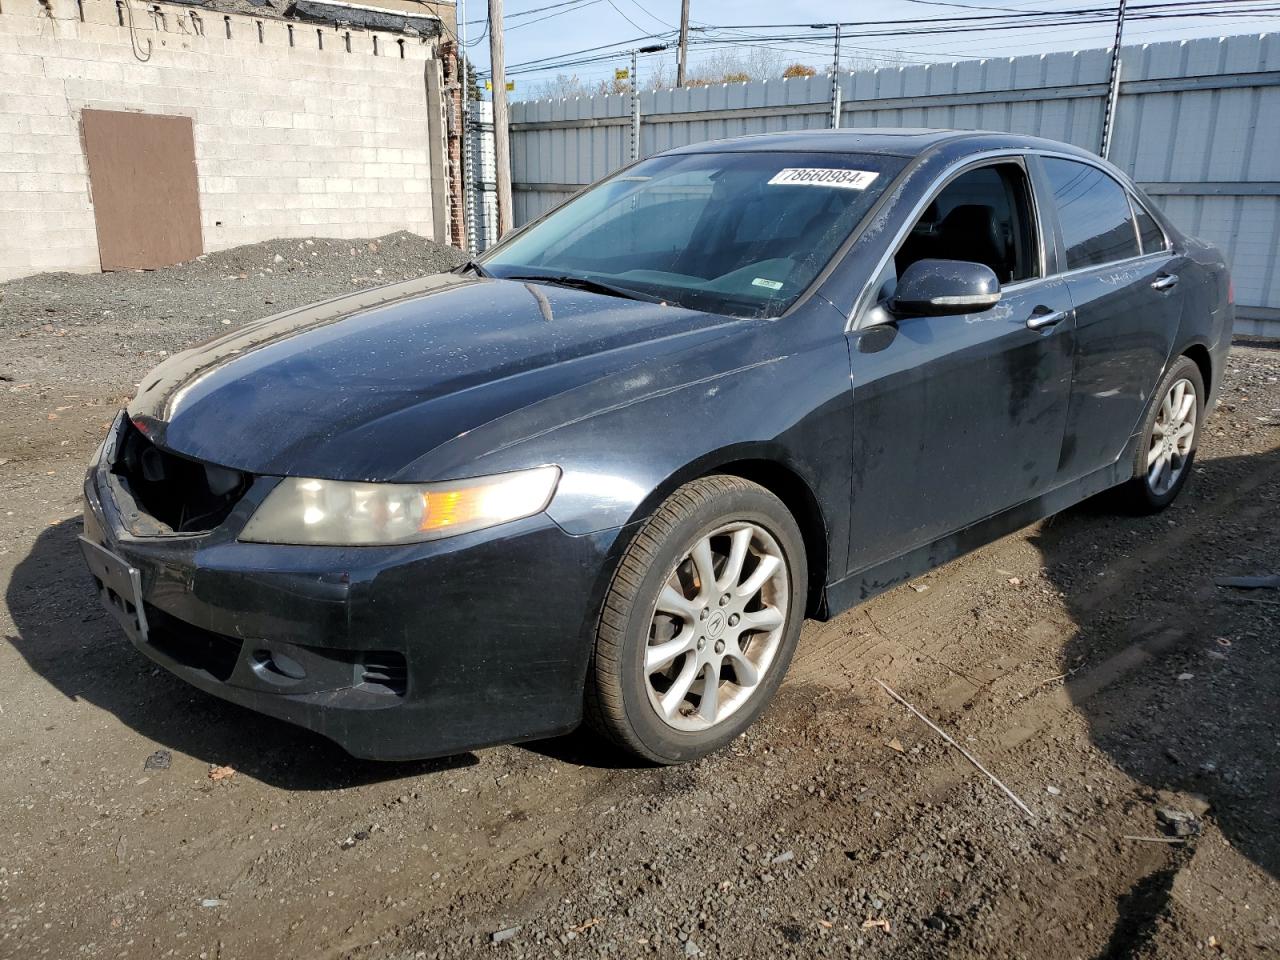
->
[1131,198,1168,253]
[1042,158,1140,269]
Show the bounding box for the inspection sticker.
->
[752,278,784,290]
[767,168,879,190]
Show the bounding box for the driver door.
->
[844,157,1076,574]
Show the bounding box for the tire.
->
[585,475,808,764]
[1119,355,1205,513]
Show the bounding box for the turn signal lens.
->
[240,466,560,546]
[419,468,561,535]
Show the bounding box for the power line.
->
[902,12,1279,53]
[507,0,605,32]
[604,0,652,34]
[685,5,1280,45]
[492,0,1278,80]
[886,4,1275,52]
[464,0,596,26]
[698,0,1279,30]
[483,30,677,75]
[900,0,1038,13]
[625,0,678,30]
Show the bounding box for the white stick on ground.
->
[876,678,1037,821]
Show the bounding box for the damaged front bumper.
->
[80,416,621,760]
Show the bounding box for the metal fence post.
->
[460,62,476,256]
[1099,0,1128,157]
[830,23,842,129]
[630,48,640,161]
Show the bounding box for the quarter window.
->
[1042,158,1140,269]
[1131,198,1168,254]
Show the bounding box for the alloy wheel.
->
[642,522,789,732]
[1146,377,1197,496]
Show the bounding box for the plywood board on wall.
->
[82,109,203,271]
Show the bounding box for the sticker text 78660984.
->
[766,168,880,190]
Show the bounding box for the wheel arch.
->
[1180,341,1213,398]
[620,447,832,618]
[711,459,829,617]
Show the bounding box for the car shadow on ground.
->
[5,518,477,791]
[517,731,652,770]
[1035,445,1279,884]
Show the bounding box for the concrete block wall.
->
[0,0,443,281]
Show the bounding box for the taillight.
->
[1227,278,1235,305]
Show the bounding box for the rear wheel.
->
[585,475,807,764]
[1121,355,1204,513]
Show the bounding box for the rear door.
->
[1037,156,1183,480]
[845,156,1076,573]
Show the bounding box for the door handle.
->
[1152,273,1179,291]
[1026,307,1066,330]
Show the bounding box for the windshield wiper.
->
[501,273,664,304]
[454,259,492,278]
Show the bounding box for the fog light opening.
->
[250,648,307,682]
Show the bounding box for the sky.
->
[453,0,1280,96]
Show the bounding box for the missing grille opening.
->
[113,422,252,533]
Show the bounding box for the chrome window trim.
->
[1126,194,1146,253]
[1035,151,1150,271]
[1045,249,1168,282]
[849,148,1044,331]
[849,147,1167,333]
[1126,190,1173,255]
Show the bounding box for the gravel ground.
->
[0,246,1277,960]
[0,231,466,389]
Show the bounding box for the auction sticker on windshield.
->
[767,168,879,190]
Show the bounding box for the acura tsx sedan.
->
[80,129,1233,764]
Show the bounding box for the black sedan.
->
[80,129,1233,764]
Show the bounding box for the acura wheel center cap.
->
[705,610,727,639]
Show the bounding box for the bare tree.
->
[530,73,594,99]
[646,48,827,89]
[528,47,911,102]
[686,48,786,86]
[594,75,632,96]
[531,72,641,100]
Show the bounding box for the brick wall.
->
[0,0,449,281]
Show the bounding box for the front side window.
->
[893,161,1039,285]
[483,150,907,319]
[1042,157,1140,269]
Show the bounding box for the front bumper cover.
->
[80,419,625,760]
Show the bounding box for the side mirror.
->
[891,258,1001,317]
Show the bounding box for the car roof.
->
[665,128,1102,162]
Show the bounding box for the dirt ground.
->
[1,243,1278,960]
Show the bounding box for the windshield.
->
[481,150,907,319]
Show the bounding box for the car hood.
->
[128,273,741,480]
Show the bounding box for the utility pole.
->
[676,0,690,88]
[488,0,513,237]
[830,22,842,129]
[1099,0,1128,158]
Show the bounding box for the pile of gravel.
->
[0,231,467,389]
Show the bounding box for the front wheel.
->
[1121,355,1205,513]
[585,475,807,764]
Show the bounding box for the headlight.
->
[239,466,561,546]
